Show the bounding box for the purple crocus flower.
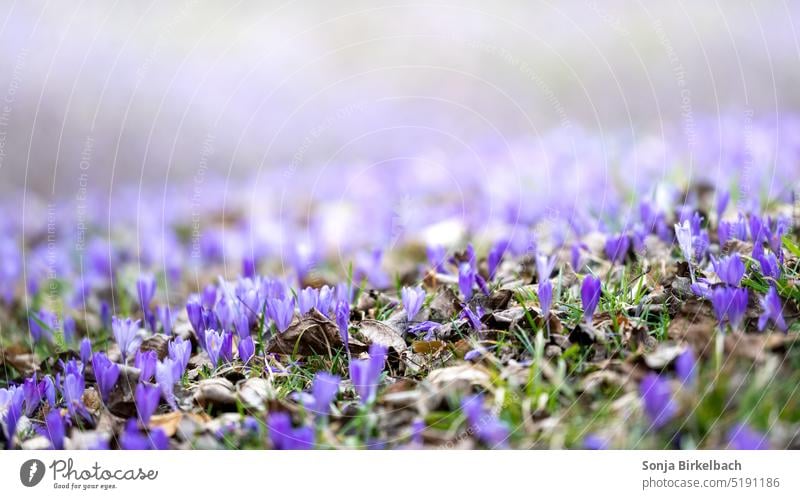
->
[674,220,693,264]
[238,336,255,364]
[267,412,315,450]
[204,329,225,368]
[62,370,91,422]
[674,348,696,387]
[22,375,44,416]
[136,273,157,329]
[2,387,24,447]
[267,296,295,333]
[305,372,341,417]
[38,409,66,450]
[757,251,781,280]
[120,420,169,450]
[460,393,510,448]
[401,285,426,321]
[758,287,787,332]
[317,285,334,317]
[458,262,475,300]
[155,359,178,410]
[92,353,120,403]
[335,299,350,347]
[41,375,56,407]
[63,315,76,344]
[487,240,508,278]
[80,337,92,365]
[460,304,484,331]
[156,305,173,335]
[639,373,677,429]
[605,233,630,264]
[408,320,441,340]
[536,253,556,282]
[186,295,205,344]
[727,423,769,450]
[427,244,447,273]
[168,337,191,378]
[29,309,57,343]
[298,286,319,315]
[134,350,157,382]
[538,280,553,319]
[349,343,387,403]
[112,317,142,363]
[710,286,749,330]
[711,254,745,287]
[581,275,602,323]
[134,383,160,424]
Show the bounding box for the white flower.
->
[674,220,693,263]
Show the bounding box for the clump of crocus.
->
[112,317,142,363]
[758,286,787,332]
[711,253,745,287]
[639,373,677,429]
[120,420,169,450]
[349,344,387,404]
[460,393,510,448]
[581,275,602,324]
[727,423,769,450]
[92,353,120,403]
[401,285,426,321]
[267,412,314,450]
[134,383,160,424]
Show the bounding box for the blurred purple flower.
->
[605,233,630,264]
[639,373,677,429]
[727,423,769,450]
[155,359,178,410]
[92,353,120,403]
[112,317,142,363]
[37,409,66,450]
[134,350,157,383]
[408,320,441,340]
[267,412,314,450]
[298,286,319,315]
[674,348,696,386]
[461,393,510,448]
[238,336,255,364]
[22,375,44,416]
[487,240,508,278]
[711,253,745,287]
[538,280,553,319]
[168,337,191,379]
[758,286,787,332]
[305,372,340,417]
[710,286,749,330]
[460,304,484,331]
[156,305,174,335]
[581,275,602,323]
[80,337,92,366]
[349,344,387,403]
[317,285,334,317]
[135,383,160,424]
[120,420,169,450]
[1,387,24,447]
[204,330,225,368]
[136,273,157,329]
[458,262,475,300]
[757,251,781,281]
[335,299,350,347]
[583,434,609,450]
[427,244,447,273]
[267,296,295,333]
[29,309,57,343]
[401,285,426,321]
[674,220,693,265]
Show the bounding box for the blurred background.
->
[1,0,798,195]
